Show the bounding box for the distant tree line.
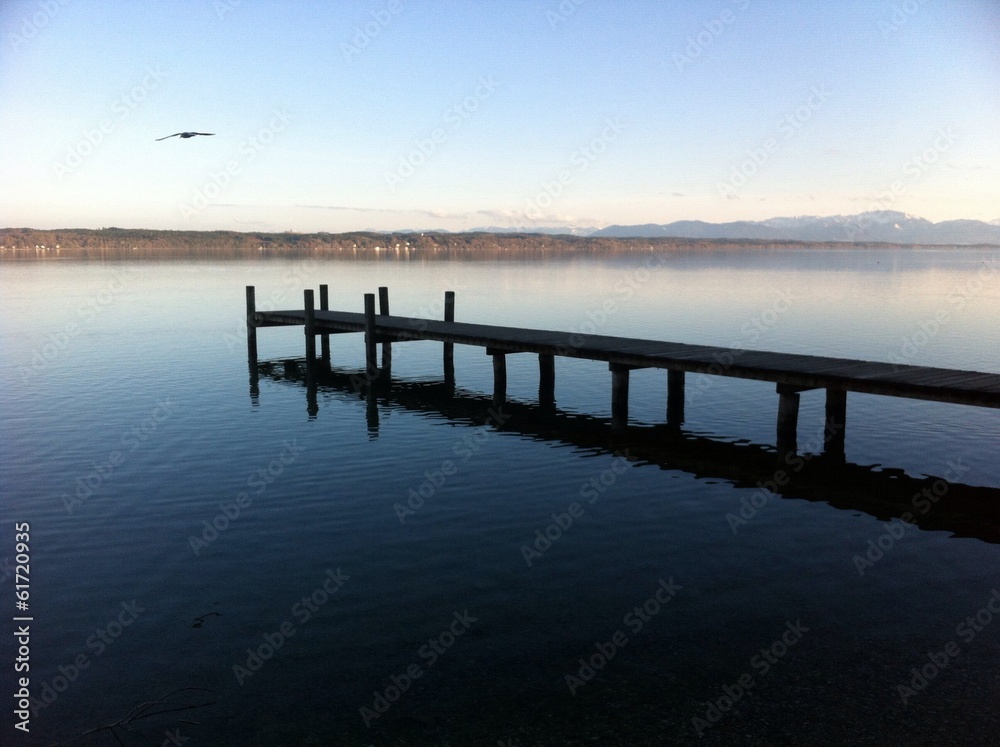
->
[0,226,936,261]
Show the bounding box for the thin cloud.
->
[294,204,597,226]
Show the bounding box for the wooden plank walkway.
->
[246,286,1000,456]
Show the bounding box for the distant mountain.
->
[592,211,1000,244]
[469,225,599,236]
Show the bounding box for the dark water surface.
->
[2,249,1000,746]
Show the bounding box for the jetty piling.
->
[245,285,258,361]
[379,286,391,372]
[539,353,556,408]
[304,289,316,362]
[489,349,507,406]
[246,285,260,406]
[363,293,377,379]
[825,388,847,461]
[319,284,330,363]
[776,384,802,455]
[444,290,455,387]
[667,369,685,427]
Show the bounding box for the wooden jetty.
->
[246,285,1000,457]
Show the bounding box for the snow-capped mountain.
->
[592,211,1000,244]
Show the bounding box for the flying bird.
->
[155,132,215,141]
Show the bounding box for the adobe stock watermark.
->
[222,261,321,351]
[341,0,404,64]
[673,0,751,72]
[61,399,176,514]
[214,0,244,20]
[404,278,472,333]
[851,459,971,576]
[887,259,999,369]
[17,268,131,382]
[725,417,844,533]
[232,568,349,685]
[564,577,682,695]
[718,84,832,199]
[394,406,510,523]
[179,108,293,220]
[692,619,809,736]
[879,0,931,37]
[843,127,956,241]
[384,76,500,193]
[554,256,666,355]
[546,0,586,29]
[188,439,305,555]
[521,450,633,566]
[52,66,168,180]
[360,609,479,727]
[686,289,796,406]
[7,0,71,49]
[896,588,1000,706]
[521,117,624,221]
[26,600,145,718]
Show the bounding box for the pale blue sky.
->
[1,0,997,232]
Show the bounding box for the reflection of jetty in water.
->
[252,355,1000,545]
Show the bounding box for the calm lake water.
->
[2,248,1000,746]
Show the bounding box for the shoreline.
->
[2,227,998,261]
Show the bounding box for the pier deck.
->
[255,307,1000,408]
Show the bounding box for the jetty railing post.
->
[443,290,455,385]
[246,285,259,406]
[378,286,391,372]
[364,293,378,380]
[776,384,800,456]
[319,284,330,364]
[246,285,258,358]
[539,353,555,407]
[304,289,316,362]
[825,388,847,461]
[667,369,685,427]
[489,348,507,405]
[611,363,630,430]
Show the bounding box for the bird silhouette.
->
[155,132,215,141]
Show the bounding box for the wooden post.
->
[489,348,507,405]
[825,388,847,461]
[443,290,455,386]
[611,363,630,430]
[378,286,391,371]
[304,289,316,362]
[667,369,685,427]
[246,286,259,405]
[246,285,258,362]
[539,353,555,407]
[319,284,330,364]
[776,384,800,456]
[364,293,377,379]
